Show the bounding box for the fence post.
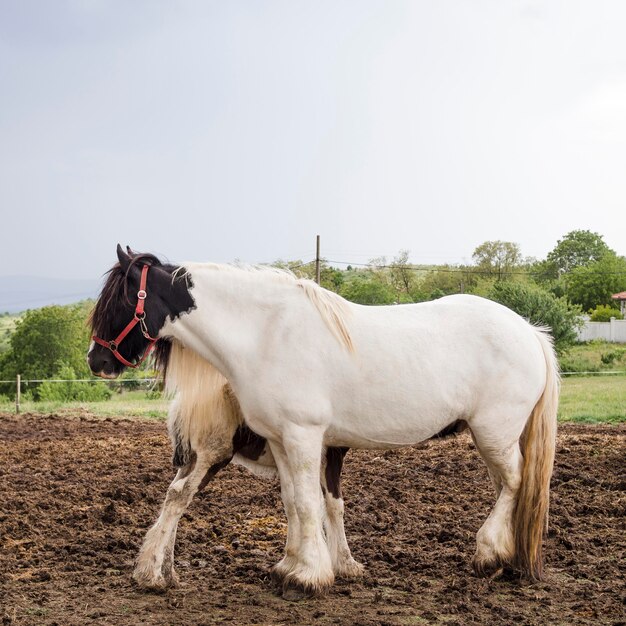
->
[315,235,321,285]
[610,317,615,343]
[16,374,21,414]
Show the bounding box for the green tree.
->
[565,252,626,312]
[0,304,91,381]
[319,266,344,292]
[419,265,478,299]
[340,273,396,305]
[388,250,416,301]
[487,281,583,353]
[271,259,344,293]
[472,241,523,280]
[543,230,611,278]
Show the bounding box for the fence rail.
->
[0,376,160,414]
[4,370,623,414]
[4,371,626,387]
[0,378,157,384]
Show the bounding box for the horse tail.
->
[164,341,243,468]
[513,328,559,580]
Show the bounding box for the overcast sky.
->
[1,1,625,280]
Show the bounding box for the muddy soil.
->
[0,413,624,625]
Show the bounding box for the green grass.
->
[560,340,626,374]
[558,375,626,423]
[0,389,168,419]
[1,378,624,423]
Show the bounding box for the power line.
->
[0,378,157,384]
[320,259,626,277]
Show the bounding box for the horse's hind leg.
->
[469,421,524,577]
[321,447,364,578]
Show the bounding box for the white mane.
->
[179,262,354,352]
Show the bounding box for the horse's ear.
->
[126,245,136,258]
[116,244,132,272]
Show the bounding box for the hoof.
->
[133,566,179,592]
[281,585,310,602]
[472,555,504,579]
[282,569,333,599]
[270,556,297,585]
[163,568,180,589]
[133,570,169,593]
[270,567,285,587]
[334,558,365,579]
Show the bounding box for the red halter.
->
[92,264,159,368]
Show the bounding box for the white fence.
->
[577,318,626,343]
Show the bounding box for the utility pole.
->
[315,235,321,285]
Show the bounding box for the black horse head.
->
[87,245,195,378]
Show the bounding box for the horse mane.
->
[89,252,163,334]
[182,263,354,353]
[295,280,353,352]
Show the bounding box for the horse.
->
[88,245,559,597]
[88,247,360,594]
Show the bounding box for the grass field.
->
[559,375,625,423]
[560,340,626,374]
[1,377,624,423]
[0,389,169,419]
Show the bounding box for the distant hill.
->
[0,276,100,313]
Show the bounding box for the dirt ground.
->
[0,414,624,626]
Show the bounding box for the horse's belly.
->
[322,355,471,449]
[323,399,461,449]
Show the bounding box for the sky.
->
[1,0,625,280]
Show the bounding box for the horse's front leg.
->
[268,444,301,586]
[133,447,231,591]
[273,425,334,597]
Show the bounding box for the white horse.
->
[88,247,558,597]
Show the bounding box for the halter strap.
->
[92,264,159,369]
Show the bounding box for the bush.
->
[487,281,583,354]
[600,349,625,366]
[589,305,624,322]
[38,363,112,402]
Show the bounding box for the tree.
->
[0,304,91,381]
[271,259,343,293]
[487,281,583,353]
[319,267,344,292]
[543,230,611,278]
[418,265,477,299]
[339,273,396,305]
[388,250,416,301]
[564,252,626,312]
[472,241,523,280]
